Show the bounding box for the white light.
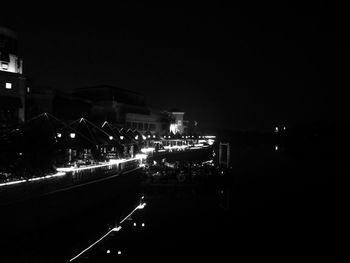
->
[141,195,144,199]
[70,133,76,138]
[112,226,122,232]
[275,145,278,151]
[153,135,156,138]
[109,136,113,140]
[120,136,124,140]
[57,133,62,138]
[19,152,22,155]
[135,153,147,160]
[135,135,138,140]
[5,82,12,89]
[147,135,150,138]
[142,135,146,140]
[117,251,121,255]
[275,127,279,133]
[283,126,286,130]
[137,202,146,210]
[142,223,145,227]
[133,222,137,227]
[140,147,155,153]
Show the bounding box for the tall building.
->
[0,26,26,127]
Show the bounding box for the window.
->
[5,83,12,89]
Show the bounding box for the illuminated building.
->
[0,27,26,126]
[73,85,170,133]
[168,109,187,134]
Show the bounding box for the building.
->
[72,85,171,134]
[168,108,188,134]
[0,27,26,127]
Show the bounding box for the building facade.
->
[0,27,26,127]
[72,85,171,134]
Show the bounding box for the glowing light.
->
[142,223,145,227]
[283,126,286,130]
[137,202,146,210]
[19,152,22,155]
[133,222,137,227]
[112,226,122,232]
[147,135,150,138]
[57,133,62,138]
[141,195,144,199]
[0,172,66,187]
[203,135,216,139]
[153,135,156,138]
[141,147,155,153]
[135,135,138,140]
[142,135,146,140]
[118,251,121,255]
[275,145,278,151]
[208,139,215,145]
[109,136,113,140]
[70,133,76,138]
[135,153,147,160]
[107,250,110,254]
[194,143,204,147]
[120,136,124,140]
[275,127,279,133]
[5,82,12,89]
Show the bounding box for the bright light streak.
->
[194,143,204,147]
[135,153,147,160]
[0,172,66,187]
[203,135,216,139]
[0,179,27,187]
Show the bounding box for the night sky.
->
[3,3,349,131]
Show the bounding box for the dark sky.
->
[3,3,349,131]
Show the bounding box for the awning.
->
[0,95,22,109]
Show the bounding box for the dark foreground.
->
[1,143,349,262]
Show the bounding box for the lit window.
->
[6,83,12,89]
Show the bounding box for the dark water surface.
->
[1,142,348,262]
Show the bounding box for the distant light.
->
[117,251,121,255]
[283,126,286,130]
[135,135,138,140]
[147,135,150,138]
[109,136,113,140]
[112,226,122,232]
[137,202,146,210]
[57,133,62,138]
[142,135,146,140]
[120,136,124,140]
[275,127,279,133]
[133,222,137,227]
[5,82,12,89]
[182,136,184,138]
[153,135,156,138]
[275,145,278,151]
[153,160,157,165]
[27,87,30,93]
[142,223,145,227]
[107,250,110,254]
[141,195,144,199]
[70,133,76,138]
[19,152,22,156]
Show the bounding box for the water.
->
[1,140,349,262]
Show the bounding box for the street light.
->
[70,133,76,138]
